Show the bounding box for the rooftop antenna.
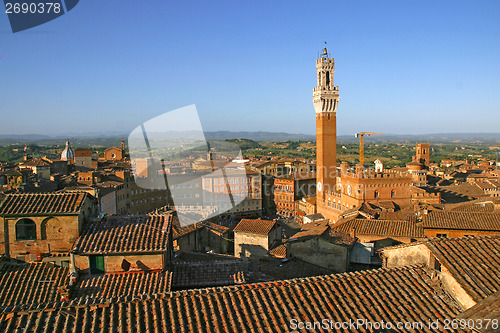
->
[496,152,498,170]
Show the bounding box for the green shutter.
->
[89,255,105,274]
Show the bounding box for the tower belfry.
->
[313,45,340,202]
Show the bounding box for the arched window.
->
[41,217,63,240]
[374,190,379,199]
[391,190,396,198]
[16,218,37,240]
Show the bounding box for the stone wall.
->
[289,238,349,272]
[2,215,80,259]
[74,253,164,273]
[0,196,96,260]
[440,265,476,310]
[381,243,432,268]
[234,232,269,258]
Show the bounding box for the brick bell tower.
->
[313,46,340,204]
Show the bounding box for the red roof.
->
[73,213,172,254]
[0,192,89,216]
[420,211,500,231]
[73,270,172,299]
[233,218,276,235]
[0,261,69,309]
[0,265,462,332]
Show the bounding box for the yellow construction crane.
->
[354,132,384,166]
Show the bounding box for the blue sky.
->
[1,0,499,136]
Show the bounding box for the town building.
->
[0,170,26,191]
[72,213,173,274]
[202,169,262,217]
[41,156,69,175]
[418,210,500,238]
[73,148,93,170]
[233,218,280,258]
[413,142,430,166]
[380,235,500,311]
[18,158,51,179]
[0,192,97,263]
[287,220,356,272]
[102,140,125,161]
[273,172,315,218]
[312,50,440,222]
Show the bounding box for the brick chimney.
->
[350,228,356,239]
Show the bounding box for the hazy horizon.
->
[1,1,499,136]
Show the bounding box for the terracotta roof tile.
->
[333,218,425,239]
[268,242,287,258]
[203,222,230,236]
[233,218,276,235]
[0,261,69,309]
[426,235,500,302]
[447,199,497,212]
[73,270,172,299]
[171,218,204,240]
[0,265,463,332]
[172,261,246,288]
[73,213,172,254]
[289,222,357,246]
[457,290,500,327]
[0,192,89,216]
[19,159,50,167]
[420,211,500,231]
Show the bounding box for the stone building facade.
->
[287,221,355,272]
[233,219,280,258]
[74,148,93,170]
[72,213,173,274]
[0,192,96,262]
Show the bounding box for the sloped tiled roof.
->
[72,270,172,299]
[446,199,498,212]
[172,261,246,288]
[420,211,500,231]
[19,159,49,167]
[268,242,287,258]
[0,261,69,309]
[426,235,500,302]
[73,213,172,254]
[333,218,425,239]
[171,218,204,240]
[203,222,230,236]
[233,218,276,235]
[0,192,89,216]
[457,290,500,328]
[0,265,462,332]
[439,184,488,200]
[289,222,356,246]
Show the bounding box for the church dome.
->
[406,160,424,171]
[61,140,74,161]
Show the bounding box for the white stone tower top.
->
[313,45,340,114]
